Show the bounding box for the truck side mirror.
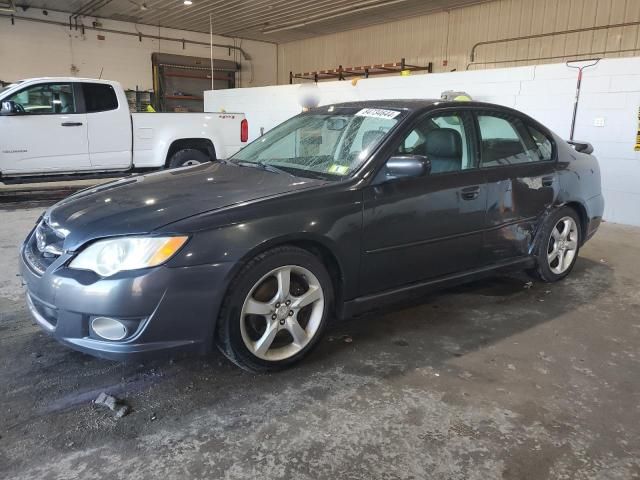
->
[1,100,21,116]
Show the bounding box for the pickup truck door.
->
[360,110,487,295]
[0,82,90,174]
[82,82,132,169]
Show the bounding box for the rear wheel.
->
[530,207,581,282]
[216,246,332,372]
[168,148,210,168]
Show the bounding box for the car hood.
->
[46,162,325,250]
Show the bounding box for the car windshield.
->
[230,106,403,180]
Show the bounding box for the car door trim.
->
[364,215,538,254]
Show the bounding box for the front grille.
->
[23,220,65,275]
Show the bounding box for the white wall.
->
[0,9,277,90]
[205,56,640,226]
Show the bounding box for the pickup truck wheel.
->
[216,246,333,373]
[168,148,211,168]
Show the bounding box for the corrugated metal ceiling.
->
[17,0,491,43]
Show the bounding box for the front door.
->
[0,82,90,175]
[360,110,487,295]
[475,111,558,262]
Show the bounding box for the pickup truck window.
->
[82,83,118,113]
[231,108,402,180]
[6,83,76,114]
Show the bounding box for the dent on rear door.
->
[484,162,557,260]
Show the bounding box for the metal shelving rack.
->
[151,53,240,113]
[290,58,433,83]
[157,63,236,112]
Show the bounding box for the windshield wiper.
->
[233,160,296,177]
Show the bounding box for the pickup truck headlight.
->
[69,236,188,277]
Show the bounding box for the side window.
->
[527,125,554,161]
[478,113,541,166]
[82,83,118,113]
[396,112,473,173]
[7,83,76,114]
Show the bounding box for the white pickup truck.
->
[0,77,248,182]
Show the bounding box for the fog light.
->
[91,317,128,341]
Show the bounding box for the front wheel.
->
[530,207,581,282]
[216,246,333,372]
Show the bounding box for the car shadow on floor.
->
[0,257,614,459]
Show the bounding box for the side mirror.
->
[384,155,431,181]
[0,100,20,116]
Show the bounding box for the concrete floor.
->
[1,201,639,480]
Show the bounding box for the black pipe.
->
[469,20,640,62]
[0,13,249,59]
[466,48,638,70]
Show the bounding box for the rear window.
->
[527,125,554,161]
[478,113,549,166]
[82,83,118,113]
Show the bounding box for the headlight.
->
[69,236,188,277]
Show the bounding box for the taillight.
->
[240,119,248,142]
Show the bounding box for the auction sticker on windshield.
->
[327,164,349,175]
[355,108,401,120]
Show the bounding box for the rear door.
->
[475,110,558,262]
[82,82,132,169]
[360,109,487,295]
[0,82,90,174]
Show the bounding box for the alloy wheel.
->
[240,265,325,361]
[547,216,579,275]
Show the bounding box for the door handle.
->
[61,122,83,127]
[461,185,480,200]
[542,176,554,187]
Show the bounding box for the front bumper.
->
[20,239,234,361]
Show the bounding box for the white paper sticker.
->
[355,108,401,120]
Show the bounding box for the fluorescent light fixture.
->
[183,0,193,4]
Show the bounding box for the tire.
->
[216,246,333,373]
[530,206,581,283]
[167,148,211,168]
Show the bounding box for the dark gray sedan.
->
[20,100,604,372]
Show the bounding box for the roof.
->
[322,99,519,112]
[317,99,553,135]
[326,99,442,111]
[13,77,120,85]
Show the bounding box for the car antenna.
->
[98,67,104,79]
